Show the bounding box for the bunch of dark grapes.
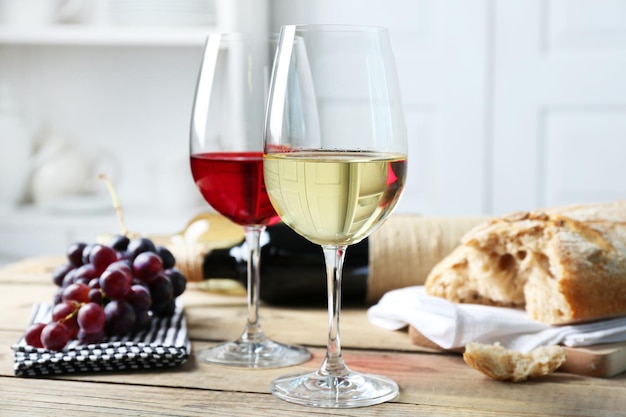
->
[23,235,187,351]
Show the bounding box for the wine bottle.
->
[197,214,490,306]
[202,222,369,306]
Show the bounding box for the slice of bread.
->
[463,342,566,382]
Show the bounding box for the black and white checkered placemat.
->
[12,300,190,377]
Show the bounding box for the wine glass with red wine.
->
[189,33,310,368]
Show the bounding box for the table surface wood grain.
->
[1,256,625,417]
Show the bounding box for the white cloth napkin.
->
[367,286,626,352]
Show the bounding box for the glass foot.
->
[270,369,399,408]
[196,338,311,368]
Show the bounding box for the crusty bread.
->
[425,200,626,324]
[463,342,566,382]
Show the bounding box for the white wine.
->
[264,151,407,246]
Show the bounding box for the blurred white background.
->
[1,0,626,262]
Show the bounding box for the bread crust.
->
[425,201,626,324]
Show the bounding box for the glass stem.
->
[241,225,266,343]
[320,245,350,378]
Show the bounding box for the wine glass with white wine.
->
[263,25,408,407]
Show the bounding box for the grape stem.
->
[98,173,128,236]
[60,302,82,323]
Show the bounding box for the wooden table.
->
[1,256,625,416]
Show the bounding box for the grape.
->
[52,263,74,287]
[89,288,104,304]
[67,242,87,267]
[24,323,46,348]
[126,284,152,312]
[78,328,105,344]
[81,243,96,265]
[89,244,118,274]
[62,283,91,303]
[74,263,99,282]
[164,268,187,297]
[109,234,130,252]
[52,300,78,322]
[52,300,80,339]
[156,246,176,269]
[134,310,152,330]
[41,322,71,351]
[104,300,136,334]
[152,299,176,316]
[88,278,101,289]
[149,273,173,306]
[66,319,80,339]
[133,252,163,282]
[78,302,106,334]
[53,289,63,305]
[61,268,78,288]
[75,277,91,286]
[107,259,133,274]
[150,274,174,314]
[99,267,132,300]
[126,237,157,261]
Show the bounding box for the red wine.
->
[190,152,280,226]
[203,222,369,306]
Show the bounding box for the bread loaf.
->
[425,200,626,324]
[463,342,566,382]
